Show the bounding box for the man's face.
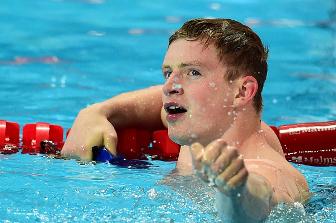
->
[162,39,237,146]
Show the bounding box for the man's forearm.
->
[99,85,164,130]
[216,173,273,222]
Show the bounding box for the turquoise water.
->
[0,0,335,222]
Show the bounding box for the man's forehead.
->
[162,39,221,68]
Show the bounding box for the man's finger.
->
[202,139,227,166]
[226,168,248,191]
[83,134,103,161]
[215,157,245,183]
[103,130,118,156]
[211,146,238,174]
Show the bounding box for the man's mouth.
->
[164,102,187,115]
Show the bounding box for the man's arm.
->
[223,160,308,222]
[190,140,309,223]
[61,85,164,161]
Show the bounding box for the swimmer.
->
[62,18,309,222]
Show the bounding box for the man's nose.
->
[163,73,184,96]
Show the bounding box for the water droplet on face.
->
[227,111,232,116]
[209,82,216,88]
[191,133,198,139]
[173,83,182,90]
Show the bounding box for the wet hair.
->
[168,18,268,113]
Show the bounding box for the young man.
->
[62,18,309,222]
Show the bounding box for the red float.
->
[0,120,20,154]
[0,119,335,166]
[22,122,63,154]
[116,128,152,160]
[151,130,180,160]
[276,121,336,166]
[108,128,180,161]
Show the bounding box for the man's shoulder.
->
[244,149,309,203]
[261,121,284,156]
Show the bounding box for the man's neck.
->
[219,107,261,154]
[176,106,261,174]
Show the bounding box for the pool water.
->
[0,0,335,222]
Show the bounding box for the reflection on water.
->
[165,165,336,222]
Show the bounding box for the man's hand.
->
[190,139,248,196]
[61,103,117,161]
[61,86,165,162]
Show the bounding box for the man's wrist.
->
[94,98,121,119]
[238,173,273,220]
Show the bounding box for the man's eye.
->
[187,70,201,76]
[163,71,172,79]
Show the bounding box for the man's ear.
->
[233,76,258,107]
